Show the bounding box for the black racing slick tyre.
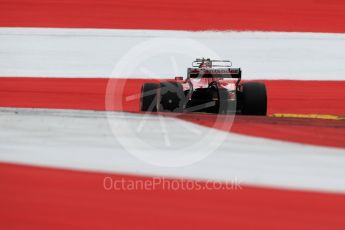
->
[140,83,159,112]
[158,82,185,113]
[241,82,267,116]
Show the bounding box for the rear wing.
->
[192,59,232,68]
[187,68,242,79]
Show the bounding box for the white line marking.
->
[0,108,344,193]
[1,27,345,80]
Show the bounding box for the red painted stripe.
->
[1,78,344,115]
[179,113,345,148]
[1,0,345,33]
[0,77,344,147]
[1,163,345,230]
[265,80,345,116]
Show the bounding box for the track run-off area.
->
[1,77,344,148]
[1,0,345,33]
[1,0,345,229]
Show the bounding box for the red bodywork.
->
[174,66,241,100]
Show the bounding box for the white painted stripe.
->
[0,27,344,80]
[0,108,344,193]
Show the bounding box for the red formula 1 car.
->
[140,58,267,115]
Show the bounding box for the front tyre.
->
[240,82,267,116]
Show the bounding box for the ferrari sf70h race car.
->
[140,58,267,115]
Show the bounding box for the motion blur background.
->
[1,0,345,229]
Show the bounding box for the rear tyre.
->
[140,83,159,112]
[158,82,185,113]
[241,82,267,116]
